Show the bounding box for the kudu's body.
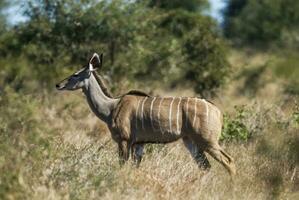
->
[56,53,236,176]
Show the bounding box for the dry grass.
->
[1,51,299,200]
[2,91,297,200]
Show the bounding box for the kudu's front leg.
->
[118,140,130,165]
[131,144,144,167]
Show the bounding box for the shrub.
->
[0,0,230,95]
[223,0,299,47]
[221,106,251,142]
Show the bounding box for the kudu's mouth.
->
[56,83,66,90]
[56,77,69,90]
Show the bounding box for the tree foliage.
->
[0,0,8,33]
[223,0,299,47]
[0,0,230,96]
[148,0,208,12]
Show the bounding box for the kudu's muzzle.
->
[56,77,68,90]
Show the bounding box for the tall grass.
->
[0,84,298,199]
[1,50,299,199]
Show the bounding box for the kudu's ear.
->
[89,53,103,71]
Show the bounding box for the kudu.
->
[56,53,236,176]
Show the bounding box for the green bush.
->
[148,0,208,12]
[221,106,251,142]
[224,0,299,47]
[0,0,230,96]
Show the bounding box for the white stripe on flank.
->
[176,97,182,133]
[135,99,141,130]
[141,97,148,130]
[203,99,209,122]
[169,97,175,133]
[192,98,197,127]
[158,98,164,133]
[150,97,157,131]
[185,97,189,128]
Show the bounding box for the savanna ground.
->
[1,49,299,200]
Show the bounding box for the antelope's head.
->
[56,53,103,91]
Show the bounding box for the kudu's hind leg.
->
[206,143,236,176]
[131,144,144,167]
[183,137,211,170]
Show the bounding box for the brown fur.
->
[93,71,114,98]
[109,94,236,176]
[57,58,236,176]
[91,72,235,176]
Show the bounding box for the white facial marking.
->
[158,98,164,133]
[135,99,141,130]
[141,97,148,130]
[74,68,85,76]
[150,97,157,131]
[169,97,175,133]
[185,97,189,128]
[89,63,94,71]
[176,97,182,134]
[192,98,197,128]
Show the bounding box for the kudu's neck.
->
[82,73,119,123]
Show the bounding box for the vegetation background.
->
[0,0,299,199]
